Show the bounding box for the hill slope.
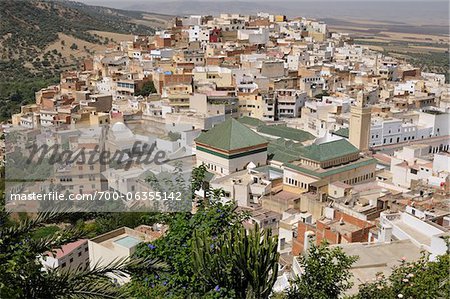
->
[0,0,171,120]
[0,0,171,77]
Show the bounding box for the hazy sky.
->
[79,0,446,2]
[75,0,449,27]
[78,0,447,5]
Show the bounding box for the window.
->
[78,252,82,257]
[61,262,66,268]
[70,258,73,263]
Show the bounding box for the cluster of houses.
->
[4,12,449,295]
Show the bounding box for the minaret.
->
[349,91,371,152]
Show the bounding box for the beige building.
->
[237,92,266,118]
[41,239,89,271]
[163,84,193,111]
[72,106,110,126]
[193,66,233,89]
[349,91,371,151]
[88,226,163,284]
[282,139,377,197]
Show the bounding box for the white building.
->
[377,211,447,260]
[394,80,419,96]
[370,108,449,147]
[390,146,450,189]
[275,89,307,118]
[237,28,269,44]
[88,227,162,284]
[210,166,272,206]
[41,239,89,271]
[185,25,210,43]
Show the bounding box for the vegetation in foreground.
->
[1,166,449,298]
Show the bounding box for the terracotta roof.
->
[373,153,392,165]
[51,239,87,259]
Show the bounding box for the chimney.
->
[379,223,392,243]
[303,231,316,255]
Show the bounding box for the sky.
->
[77,0,448,6]
[74,0,449,27]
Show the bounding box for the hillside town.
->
[2,12,449,296]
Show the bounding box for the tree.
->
[314,91,330,99]
[120,166,249,298]
[357,248,450,299]
[128,199,248,297]
[192,223,279,299]
[70,43,78,50]
[0,211,165,298]
[191,163,207,200]
[135,81,156,97]
[287,242,357,299]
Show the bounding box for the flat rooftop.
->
[334,240,422,294]
[285,157,376,179]
[212,169,269,186]
[90,227,158,250]
[114,235,142,249]
[390,218,431,246]
[326,219,362,235]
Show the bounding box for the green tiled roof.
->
[195,118,268,151]
[300,139,359,162]
[267,138,307,163]
[238,116,265,128]
[285,158,377,178]
[257,125,315,143]
[333,127,349,138]
[252,165,283,176]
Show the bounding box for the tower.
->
[349,91,371,151]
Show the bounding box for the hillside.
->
[0,0,172,120]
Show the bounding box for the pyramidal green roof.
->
[300,139,359,162]
[195,118,268,151]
